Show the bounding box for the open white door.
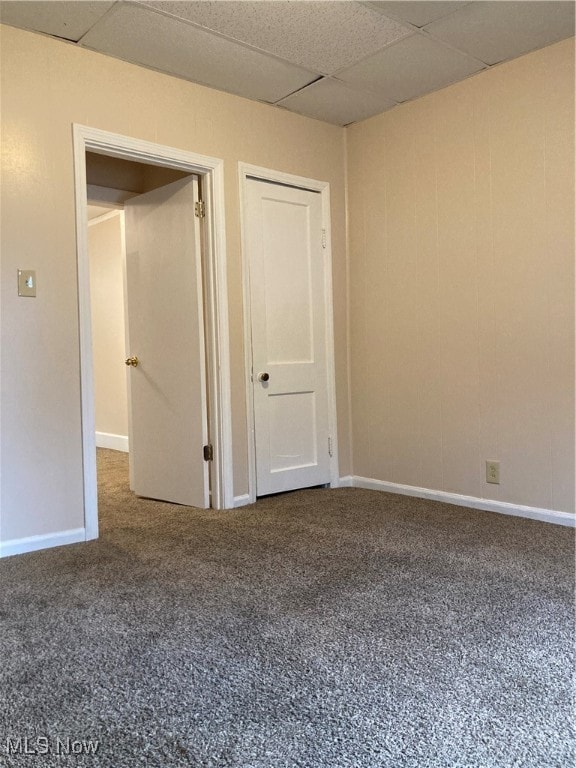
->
[246,178,332,496]
[124,176,209,508]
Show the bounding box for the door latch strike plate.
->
[203,444,213,462]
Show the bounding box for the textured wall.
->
[347,39,575,513]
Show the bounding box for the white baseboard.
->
[338,475,353,488]
[233,494,252,508]
[352,476,575,527]
[96,432,129,452]
[0,528,86,558]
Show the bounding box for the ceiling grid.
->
[0,0,574,125]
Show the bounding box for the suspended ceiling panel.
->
[337,33,485,103]
[80,3,317,103]
[278,77,396,125]
[0,1,574,126]
[425,1,576,65]
[0,0,113,41]
[363,1,472,28]
[141,0,412,74]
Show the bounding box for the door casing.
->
[74,125,233,540]
[238,162,340,505]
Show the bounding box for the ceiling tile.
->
[139,0,413,75]
[79,4,318,103]
[425,1,576,65]
[364,1,471,28]
[277,77,396,126]
[337,33,485,103]
[0,1,114,42]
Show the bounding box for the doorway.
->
[74,126,234,541]
[239,163,339,503]
[87,166,211,511]
[87,204,128,456]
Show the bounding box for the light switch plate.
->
[18,269,36,297]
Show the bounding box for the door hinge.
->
[203,444,213,462]
[328,436,333,457]
[195,200,206,218]
[321,228,327,249]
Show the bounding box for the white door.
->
[124,176,209,507]
[246,178,332,496]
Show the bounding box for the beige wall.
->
[347,38,575,513]
[0,25,350,541]
[88,213,129,440]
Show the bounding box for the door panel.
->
[269,391,318,472]
[261,197,314,364]
[246,178,331,496]
[124,176,209,508]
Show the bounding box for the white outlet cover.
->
[486,460,500,484]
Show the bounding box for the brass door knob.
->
[257,372,270,382]
[125,356,139,367]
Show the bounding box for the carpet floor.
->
[0,448,574,767]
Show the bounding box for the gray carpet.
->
[0,448,574,768]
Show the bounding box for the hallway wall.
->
[88,212,129,445]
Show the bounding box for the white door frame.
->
[238,162,339,505]
[73,124,234,540]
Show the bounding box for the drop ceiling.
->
[1,1,574,126]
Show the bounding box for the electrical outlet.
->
[486,460,500,484]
